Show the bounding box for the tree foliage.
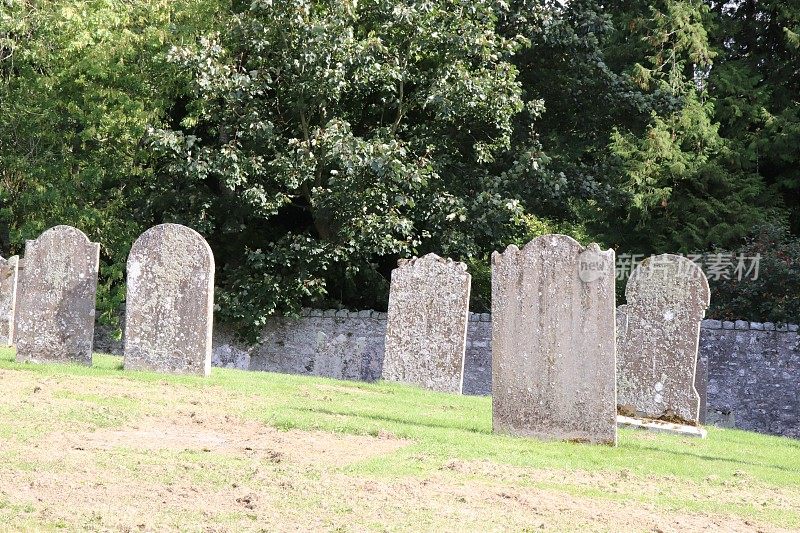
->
[1,0,798,331]
[145,0,550,336]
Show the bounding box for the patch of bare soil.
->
[1,416,411,531]
[3,422,790,532]
[0,368,793,531]
[66,416,409,467]
[440,459,800,516]
[343,472,784,533]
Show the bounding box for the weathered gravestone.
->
[0,255,19,345]
[124,224,214,376]
[383,254,471,393]
[15,226,100,364]
[492,234,617,445]
[617,254,710,424]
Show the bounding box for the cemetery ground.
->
[0,350,796,532]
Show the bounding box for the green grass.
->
[0,346,797,530]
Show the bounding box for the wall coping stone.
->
[282,309,799,332]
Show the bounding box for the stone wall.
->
[699,320,800,438]
[464,314,492,396]
[95,309,799,438]
[208,309,495,396]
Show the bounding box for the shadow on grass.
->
[634,444,798,473]
[290,405,492,435]
[104,359,124,371]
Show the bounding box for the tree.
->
[146,0,550,337]
[708,0,800,234]
[709,224,800,323]
[2,0,796,329]
[0,0,222,328]
[511,0,781,256]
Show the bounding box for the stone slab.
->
[617,254,710,425]
[491,234,617,445]
[617,415,707,438]
[0,255,19,345]
[382,253,471,393]
[124,224,214,376]
[15,226,100,364]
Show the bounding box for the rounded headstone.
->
[15,226,100,364]
[124,224,214,376]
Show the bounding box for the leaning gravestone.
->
[124,224,214,376]
[492,234,617,445]
[383,253,471,393]
[617,254,710,424]
[15,226,100,364]
[0,255,19,345]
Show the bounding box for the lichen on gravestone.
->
[0,255,20,346]
[123,224,214,376]
[491,234,617,445]
[15,226,100,365]
[616,254,710,425]
[382,253,471,394]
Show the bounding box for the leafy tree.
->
[511,1,782,256]
[2,0,797,329]
[0,0,222,328]
[146,0,550,337]
[708,0,800,233]
[709,224,800,323]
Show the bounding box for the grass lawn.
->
[0,347,797,532]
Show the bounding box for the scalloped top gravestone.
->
[491,234,617,445]
[124,224,214,376]
[0,255,19,345]
[15,226,100,364]
[617,254,710,424]
[382,253,471,393]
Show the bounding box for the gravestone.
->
[617,254,710,424]
[0,255,19,345]
[383,253,471,393]
[491,234,617,445]
[124,224,214,376]
[15,226,100,364]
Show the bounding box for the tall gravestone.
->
[0,255,19,345]
[617,254,710,424]
[124,224,214,376]
[382,254,471,393]
[15,226,100,364]
[492,234,617,445]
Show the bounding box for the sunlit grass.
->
[0,346,797,529]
